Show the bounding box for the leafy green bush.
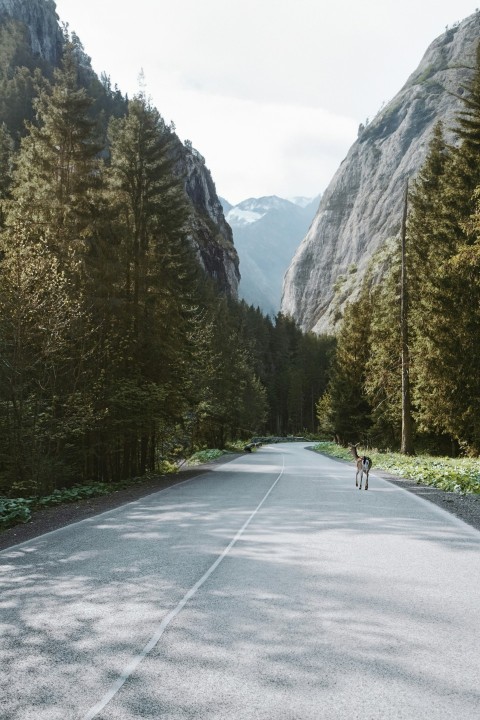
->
[0,471,177,532]
[0,498,34,530]
[37,483,113,507]
[225,440,247,452]
[186,449,225,465]
[157,460,178,474]
[313,442,480,494]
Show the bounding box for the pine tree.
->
[197,297,268,446]
[364,241,403,448]
[408,44,480,453]
[0,227,86,493]
[324,289,373,445]
[268,314,299,435]
[0,43,104,491]
[400,182,415,455]
[105,92,199,475]
[6,41,102,274]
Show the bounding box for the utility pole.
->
[400,180,415,455]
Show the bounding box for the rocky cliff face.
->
[182,148,239,297]
[0,0,62,65]
[282,12,480,334]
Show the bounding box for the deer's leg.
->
[355,468,359,487]
[358,467,362,490]
[365,471,369,491]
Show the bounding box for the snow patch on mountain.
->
[226,207,266,226]
[288,196,316,208]
[225,195,316,228]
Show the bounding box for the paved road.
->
[1,443,479,719]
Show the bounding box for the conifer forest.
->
[0,30,333,497]
[0,24,479,502]
[316,45,480,457]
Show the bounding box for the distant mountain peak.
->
[225,195,317,228]
[225,194,319,316]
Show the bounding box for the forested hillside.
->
[316,43,480,457]
[0,14,334,499]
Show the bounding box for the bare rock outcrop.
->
[0,0,62,65]
[182,147,240,297]
[282,12,480,334]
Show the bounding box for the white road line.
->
[82,455,286,720]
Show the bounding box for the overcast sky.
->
[54,0,479,204]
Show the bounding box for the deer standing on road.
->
[349,444,372,490]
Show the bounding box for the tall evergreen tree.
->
[408,45,480,453]
[364,241,403,448]
[321,289,373,445]
[0,43,103,492]
[104,93,200,475]
[400,182,415,455]
[6,42,102,270]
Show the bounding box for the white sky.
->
[54,0,479,204]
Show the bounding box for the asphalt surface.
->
[1,443,479,719]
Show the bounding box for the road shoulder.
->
[0,453,243,551]
[312,448,480,532]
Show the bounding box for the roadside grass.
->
[184,448,226,465]
[314,442,480,495]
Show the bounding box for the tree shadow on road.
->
[1,461,479,719]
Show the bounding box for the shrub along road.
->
[1,444,479,719]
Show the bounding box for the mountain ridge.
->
[282,11,480,333]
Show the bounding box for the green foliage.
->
[225,439,249,451]
[0,464,185,531]
[364,242,403,447]
[313,441,353,461]
[157,460,179,474]
[324,46,480,457]
[316,391,335,437]
[266,313,334,436]
[314,443,480,494]
[0,23,335,501]
[0,482,111,530]
[324,288,373,445]
[406,49,480,455]
[7,43,102,243]
[0,43,102,494]
[0,497,32,530]
[186,449,226,465]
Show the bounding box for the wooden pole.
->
[400,180,415,455]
